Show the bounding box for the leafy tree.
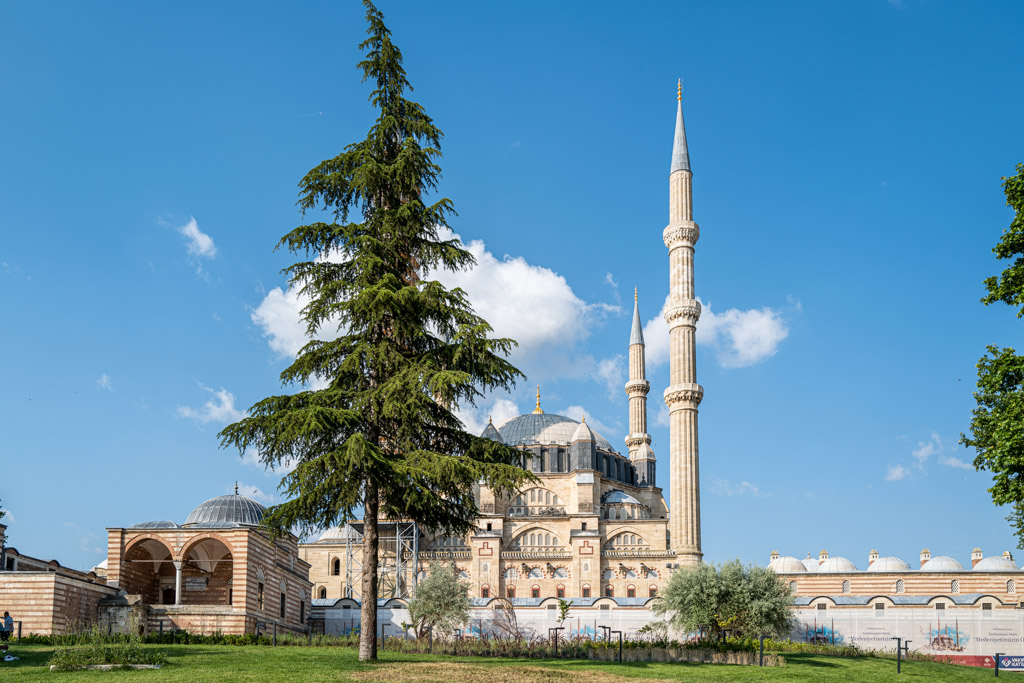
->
[219,0,533,662]
[555,598,572,625]
[652,560,794,639]
[406,564,470,639]
[962,164,1024,547]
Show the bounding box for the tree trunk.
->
[359,487,379,662]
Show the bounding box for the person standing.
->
[1,612,11,642]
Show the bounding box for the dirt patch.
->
[349,662,665,683]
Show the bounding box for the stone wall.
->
[0,572,117,635]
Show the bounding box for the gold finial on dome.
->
[677,78,683,101]
[581,415,586,423]
[488,415,492,424]
[532,385,544,414]
[234,481,239,495]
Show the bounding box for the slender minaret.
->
[664,79,703,566]
[625,289,656,487]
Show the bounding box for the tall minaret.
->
[625,289,656,487]
[664,79,703,566]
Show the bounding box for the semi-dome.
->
[317,524,360,543]
[601,489,640,505]
[819,556,858,573]
[867,556,911,572]
[973,556,1018,572]
[801,554,819,572]
[920,556,964,572]
[495,413,614,451]
[769,556,808,573]
[185,493,266,526]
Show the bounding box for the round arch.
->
[509,526,561,549]
[121,537,176,605]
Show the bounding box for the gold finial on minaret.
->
[634,287,638,303]
[677,78,683,101]
[532,385,544,414]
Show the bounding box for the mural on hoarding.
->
[803,618,844,645]
[922,617,966,652]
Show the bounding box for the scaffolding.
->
[343,521,419,601]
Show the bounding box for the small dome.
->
[819,556,858,573]
[920,556,964,572]
[601,489,640,505]
[185,494,266,526]
[317,524,360,542]
[973,556,1018,572]
[768,556,807,573]
[801,554,819,572]
[867,556,911,572]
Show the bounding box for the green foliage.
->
[555,598,572,625]
[653,560,795,639]
[216,0,533,661]
[48,643,167,670]
[963,164,1024,548]
[406,564,470,638]
[981,164,1024,316]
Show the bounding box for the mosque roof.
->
[316,524,361,543]
[492,413,615,452]
[630,296,644,346]
[973,556,1018,572]
[819,556,858,573]
[129,521,180,530]
[801,554,819,572]
[481,419,503,443]
[602,489,640,505]
[867,557,912,572]
[671,80,690,173]
[768,556,808,573]
[185,493,267,527]
[920,556,964,572]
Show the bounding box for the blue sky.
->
[2,0,1023,572]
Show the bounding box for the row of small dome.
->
[768,549,1019,574]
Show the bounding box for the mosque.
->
[3,87,1023,656]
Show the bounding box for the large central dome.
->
[496,413,615,452]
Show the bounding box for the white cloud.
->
[885,464,910,482]
[233,482,275,503]
[177,385,245,424]
[912,432,941,466]
[562,405,617,439]
[178,217,217,259]
[241,450,297,475]
[96,374,113,391]
[457,398,521,437]
[642,295,789,369]
[592,355,625,400]
[940,456,974,471]
[251,228,619,390]
[709,478,765,497]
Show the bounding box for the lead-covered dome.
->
[769,556,808,573]
[973,556,1018,572]
[920,556,964,572]
[185,494,266,526]
[819,556,858,573]
[867,557,912,572]
[494,413,614,451]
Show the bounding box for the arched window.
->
[556,585,565,599]
[582,584,591,598]
[627,585,636,598]
[789,580,797,592]
[649,586,658,598]
[457,570,469,580]
[481,585,490,599]
[895,579,905,594]
[1009,579,1017,594]
[646,570,659,579]
[332,558,341,576]
[553,567,568,579]
[605,585,614,597]
[951,579,960,594]
[504,568,518,580]
[624,570,637,579]
[531,585,540,598]
[841,580,850,594]
[529,567,544,579]
[506,586,515,599]
[318,587,326,599]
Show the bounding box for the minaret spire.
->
[625,290,654,486]
[532,385,544,414]
[664,81,702,566]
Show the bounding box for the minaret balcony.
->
[663,221,700,248]
[664,383,704,408]
[624,379,650,395]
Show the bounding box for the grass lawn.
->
[0,644,1000,681]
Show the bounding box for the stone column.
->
[173,561,183,605]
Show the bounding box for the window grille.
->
[895,579,905,594]
[842,580,850,594]
[1009,579,1017,594]
[951,579,960,594]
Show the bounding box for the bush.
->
[49,643,167,671]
